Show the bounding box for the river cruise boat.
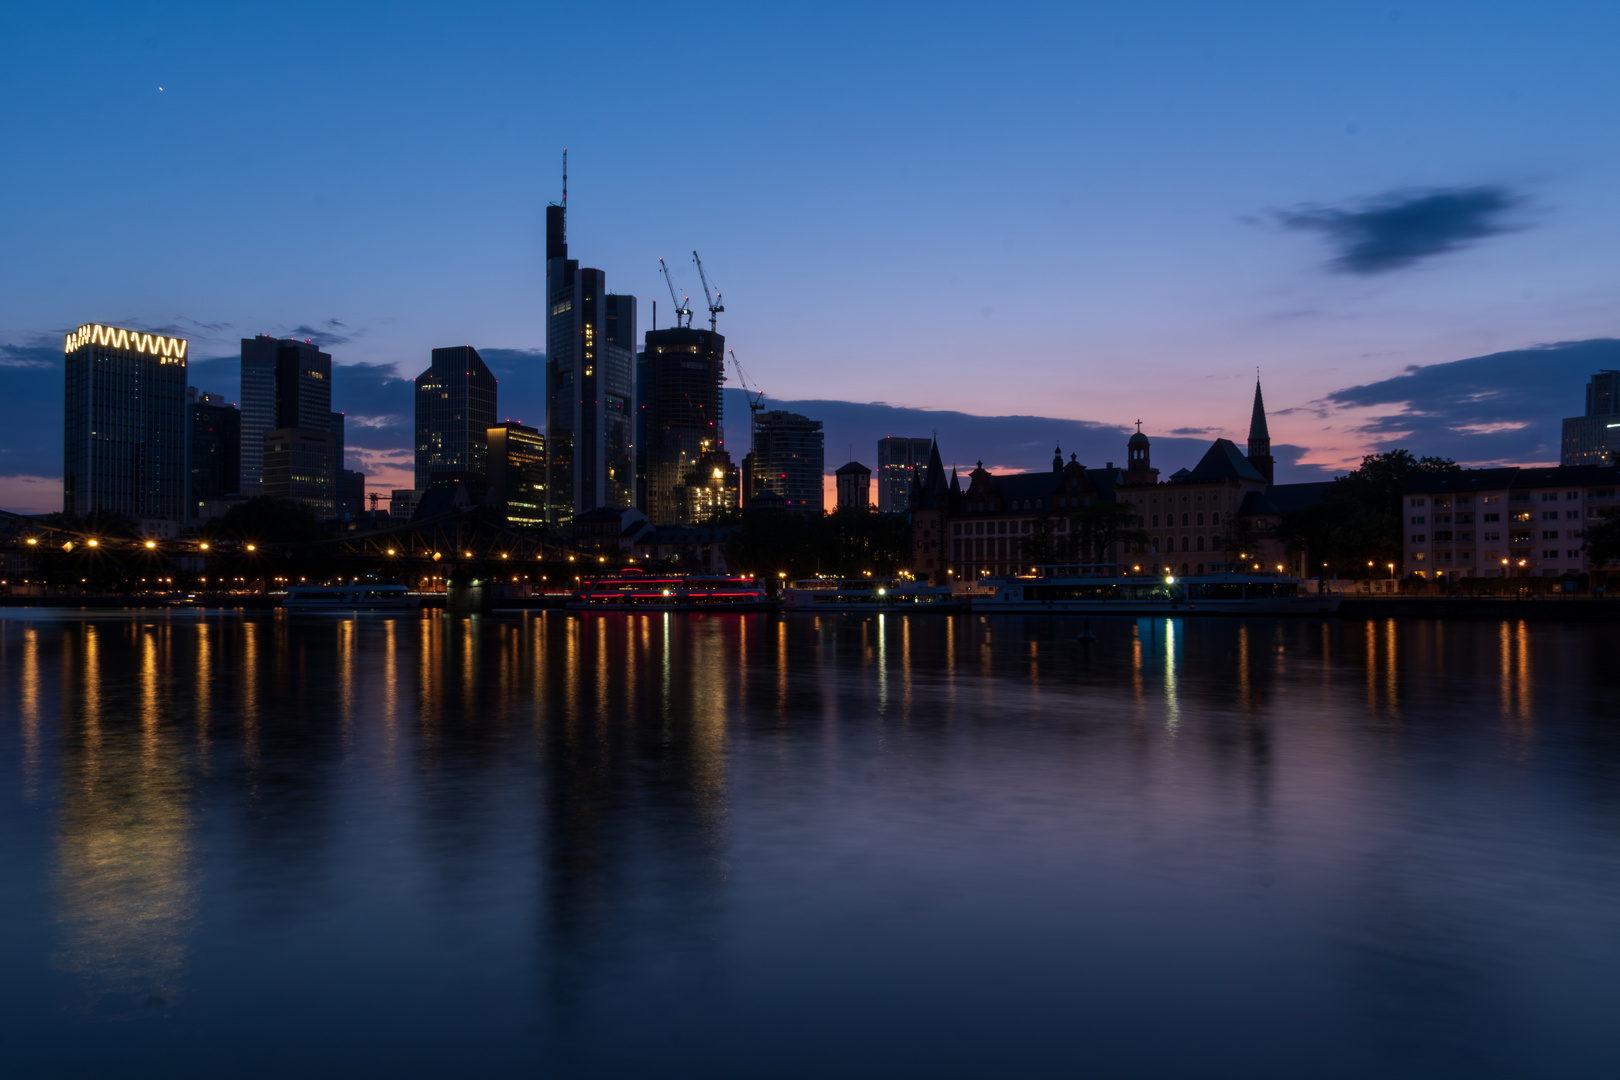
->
[971,566,1342,615]
[780,579,965,612]
[566,572,774,612]
[281,584,422,609]
[779,577,968,613]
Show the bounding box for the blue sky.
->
[3,1,1618,510]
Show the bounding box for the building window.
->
[1542,511,1559,521]
[1151,515,1159,526]
[1567,491,1581,500]
[1196,513,1204,525]
[1410,498,1426,507]
[1196,536,1204,551]
[1569,549,1582,559]
[1542,492,1558,501]
[1411,534,1426,543]
[1543,531,1559,540]
[1411,516,1426,525]
[1568,510,1580,520]
[1413,552,1426,561]
[1483,495,1500,504]
[1181,513,1189,526]
[1483,513,1499,522]
[1181,537,1189,552]
[1543,550,1559,559]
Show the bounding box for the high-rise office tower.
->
[188,387,241,517]
[1562,370,1620,466]
[487,421,547,529]
[638,326,731,524]
[543,185,637,527]
[876,437,934,514]
[63,324,189,520]
[263,428,336,516]
[238,335,333,494]
[414,345,498,490]
[749,410,825,514]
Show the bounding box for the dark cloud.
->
[1324,338,1620,464]
[1168,426,1216,436]
[0,340,59,369]
[286,319,356,347]
[1277,186,1524,274]
[731,393,1326,482]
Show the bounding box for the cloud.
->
[0,474,61,516]
[734,393,1325,482]
[286,319,355,347]
[1323,338,1620,464]
[1276,186,1524,274]
[1168,426,1216,436]
[0,341,58,369]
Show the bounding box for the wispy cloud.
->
[1275,186,1525,274]
[0,341,58,369]
[286,319,356,347]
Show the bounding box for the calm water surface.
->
[0,610,1617,1078]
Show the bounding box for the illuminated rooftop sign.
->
[64,323,188,362]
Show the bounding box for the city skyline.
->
[6,3,1620,513]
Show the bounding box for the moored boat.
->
[971,566,1341,615]
[567,572,773,611]
[779,577,967,613]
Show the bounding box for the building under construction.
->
[638,326,737,524]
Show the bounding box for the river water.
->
[0,609,1616,1078]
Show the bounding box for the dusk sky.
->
[4,1,1619,511]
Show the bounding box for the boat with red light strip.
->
[566,571,774,611]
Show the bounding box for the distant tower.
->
[1122,420,1159,487]
[1247,379,1274,483]
[835,460,872,510]
[415,346,498,490]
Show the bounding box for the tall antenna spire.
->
[561,147,567,207]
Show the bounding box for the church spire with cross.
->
[1247,375,1274,483]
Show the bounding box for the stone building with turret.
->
[908,379,1329,581]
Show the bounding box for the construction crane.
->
[658,258,693,328]
[692,250,723,332]
[729,348,765,418]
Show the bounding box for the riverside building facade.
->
[1402,465,1620,580]
[637,325,736,524]
[62,323,190,522]
[877,437,933,513]
[238,335,332,495]
[746,410,824,514]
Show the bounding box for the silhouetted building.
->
[488,421,547,530]
[835,460,872,510]
[337,469,366,518]
[188,388,240,517]
[1562,370,1620,466]
[638,326,728,524]
[877,437,933,513]
[749,410,824,514]
[63,323,189,520]
[263,427,336,516]
[677,450,739,524]
[415,346,498,490]
[1246,378,1274,484]
[391,488,422,521]
[544,188,636,526]
[239,335,331,494]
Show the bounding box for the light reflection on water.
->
[0,609,1618,1078]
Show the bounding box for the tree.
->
[1018,512,1064,566]
[1582,508,1620,571]
[1276,449,1455,575]
[1069,500,1149,566]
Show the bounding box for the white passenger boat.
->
[280,584,422,609]
[971,567,1341,615]
[779,577,967,613]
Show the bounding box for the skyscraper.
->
[876,437,934,513]
[63,324,189,520]
[1562,370,1620,466]
[238,335,332,494]
[414,345,498,490]
[543,186,636,527]
[749,410,825,514]
[638,326,731,525]
[263,428,336,516]
[487,421,547,529]
[188,388,240,517]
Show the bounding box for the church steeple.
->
[1247,377,1274,483]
